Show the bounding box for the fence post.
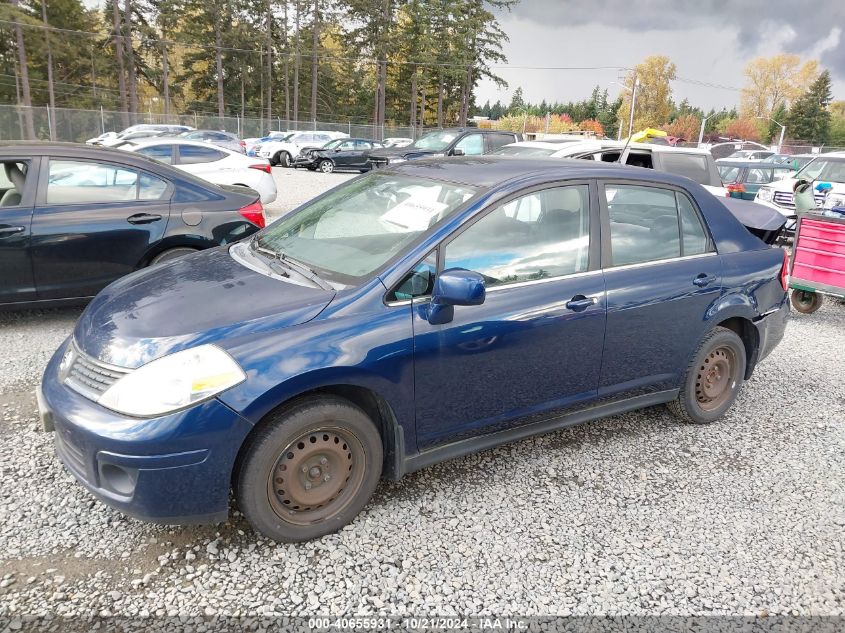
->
[277,117,281,132]
[100,106,105,134]
[194,112,198,128]
[47,107,53,141]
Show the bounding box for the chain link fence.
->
[0,105,418,143]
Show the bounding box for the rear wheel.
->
[668,326,746,424]
[790,289,823,314]
[236,397,382,542]
[150,247,198,266]
[318,159,335,173]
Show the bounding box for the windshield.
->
[322,139,345,149]
[491,145,556,156]
[254,173,477,283]
[796,157,845,183]
[411,130,460,151]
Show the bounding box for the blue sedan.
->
[38,157,790,542]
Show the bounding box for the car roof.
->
[388,155,703,189]
[423,127,515,135]
[553,140,712,155]
[124,138,235,152]
[502,141,575,149]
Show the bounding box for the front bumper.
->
[39,341,255,524]
[292,155,318,168]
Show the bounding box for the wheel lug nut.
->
[305,481,312,490]
[320,457,328,465]
[301,466,308,473]
[324,474,331,482]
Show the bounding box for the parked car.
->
[94,125,195,147]
[755,152,845,220]
[245,131,292,156]
[547,140,729,197]
[490,141,581,156]
[258,131,349,167]
[179,130,246,154]
[0,142,265,309]
[38,157,789,542]
[116,139,277,205]
[368,128,519,167]
[716,161,796,200]
[763,153,817,171]
[382,137,414,148]
[292,138,385,172]
[722,149,775,161]
[85,132,118,145]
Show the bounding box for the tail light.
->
[780,248,789,291]
[726,183,745,194]
[249,163,272,174]
[239,200,266,228]
[240,140,246,147]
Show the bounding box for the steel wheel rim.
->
[695,346,737,411]
[267,426,366,526]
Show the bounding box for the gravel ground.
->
[0,168,843,626]
[264,166,355,221]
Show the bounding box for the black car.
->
[0,142,265,309]
[292,138,385,173]
[368,128,519,167]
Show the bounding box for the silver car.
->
[179,130,245,154]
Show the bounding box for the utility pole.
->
[41,0,56,140]
[627,75,639,139]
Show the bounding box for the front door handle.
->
[693,273,717,287]
[0,225,25,237]
[565,294,598,312]
[127,213,162,225]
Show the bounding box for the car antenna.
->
[616,130,634,166]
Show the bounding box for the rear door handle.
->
[0,225,25,237]
[127,213,162,225]
[565,294,598,312]
[693,274,717,287]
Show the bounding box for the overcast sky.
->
[476,0,845,111]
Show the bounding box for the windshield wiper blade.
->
[278,253,333,291]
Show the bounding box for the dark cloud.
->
[508,0,845,77]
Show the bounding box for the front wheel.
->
[236,397,382,542]
[667,326,746,424]
[278,151,292,168]
[790,289,823,314]
[318,159,335,173]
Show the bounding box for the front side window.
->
[412,131,459,152]
[136,144,175,165]
[605,184,710,266]
[718,165,741,183]
[338,141,356,151]
[46,159,138,204]
[178,145,225,164]
[796,157,845,183]
[255,173,476,283]
[444,185,591,288]
[454,134,484,156]
[488,134,516,151]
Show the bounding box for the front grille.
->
[772,191,826,209]
[64,343,130,401]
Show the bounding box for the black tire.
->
[318,159,335,173]
[279,151,292,168]
[790,289,823,314]
[236,397,382,542]
[269,152,280,167]
[667,326,747,424]
[149,247,198,266]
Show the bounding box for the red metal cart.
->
[789,212,845,314]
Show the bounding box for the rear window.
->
[660,153,712,185]
[178,145,226,164]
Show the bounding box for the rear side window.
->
[139,173,168,200]
[488,134,516,151]
[718,165,741,183]
[604,184,710,266]
[746,168,771,184]
[660,152,711,185]
[178,145,226,164]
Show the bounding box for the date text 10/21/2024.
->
[308,617,529,630]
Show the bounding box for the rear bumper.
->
[40,341,255,524]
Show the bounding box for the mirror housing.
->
[451,148,465,157]
[427,269,485,325]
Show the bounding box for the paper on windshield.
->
[381,198,450,232]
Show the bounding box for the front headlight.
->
[98,345,246,417]
[389,157,406,164]
[757,188,773,202]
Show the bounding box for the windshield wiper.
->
[250,237,333,291]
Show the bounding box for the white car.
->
[490,140,582,156]
[546,140,729,198]
[720,149,775,162]
[258,131,348,167]
[117,138,277,204]
[754,152,845,219]
[382,137,414,148]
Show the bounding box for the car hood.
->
[73,247,335,369]
[765,178,845,192]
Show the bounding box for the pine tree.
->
[786,70,832,144]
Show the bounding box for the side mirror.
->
[451,148,465,157]
[427,269,485,325]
